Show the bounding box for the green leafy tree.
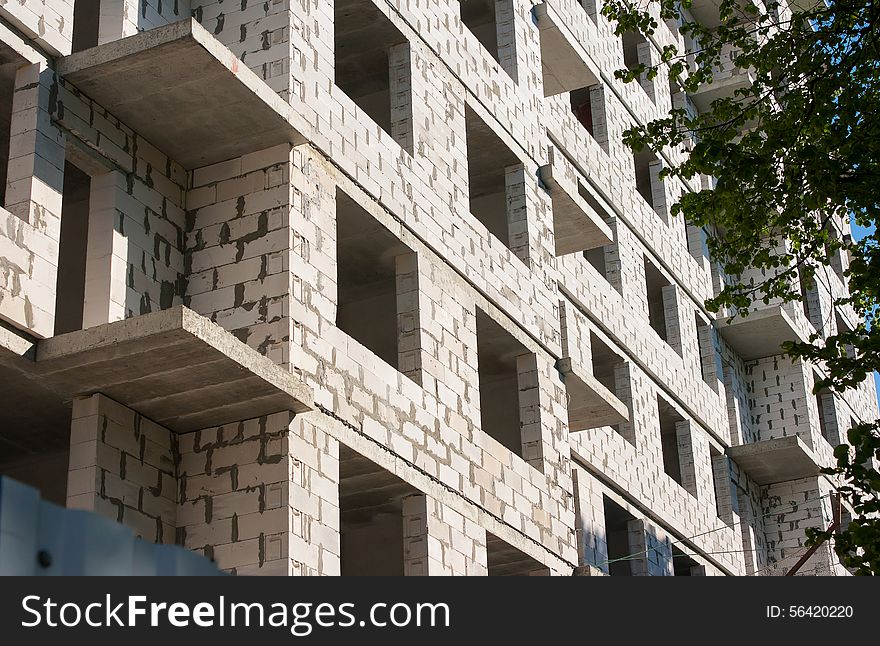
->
[600,0,880,573]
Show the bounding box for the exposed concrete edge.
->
[0,322,35,362]
[55,18,309,147]
[310,406,577,575]
[35,306,313,413]
[570,450,737,575]
[0,19,49,65]
[727,435,822,485]
[538,161,614,251]
[557,357,630,427]
[533,1,602,92]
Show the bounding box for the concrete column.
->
[627,518,673,576]
[389,43,415,156]
[613,362,636,444]
[589,84,611,152]
[192,0,297,101]
[178,412,340,576]
[67,394,178,544]
[494,0,520,83]
[98,0,140,45]
[661,283,682,355]
[396,252,424,385]
[0,63,65,338]
[505,163,535,268]
[516,353,545,471]
[636,39,657,102]
[403,494,488,576]
[674,420,699,498]
[82,171,128,328]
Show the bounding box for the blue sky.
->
[848,222,879,403]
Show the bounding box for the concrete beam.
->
[533,2,601,97]
[55,18,307,169]
[557,357,629,430]
[727,435,820,486]
[539,159,613,255]
[716,305,807,361]
[33,306,312,432]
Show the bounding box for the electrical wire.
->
[592,491,834,571]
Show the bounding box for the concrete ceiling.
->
[335,0,407,99]
[32,306,312,433]
[487,532,545,576]
[339,444,417,527]
[55,19,305,169]
[465,105,520,198]
[336,191,411,297]
[476,309,530,377]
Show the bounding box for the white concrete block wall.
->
[1,0,876,577]
[0,0,73,56]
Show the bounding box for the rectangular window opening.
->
[634,148,663,216]
[644,257,672,342]
[570,86,598,140]
[339,444,419,575]
[603,496,636,576]
[460,0,501,65]
[335,0,411,146]
[658,396,685,487]
[336,189,416,375]
[814,380,838,447]
[476,308,537,469]
[487,532,549,576]
[465,105,522,252]
[55,162,91,335]
[73,0,100,52]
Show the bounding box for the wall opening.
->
[634,148,663,215]
[570,86,598,140]
[835,312,856,358]
[658,396,685,487]
[55,162,91,335]
[695,313,719,390]
[590,332,630,441]
[644,257,672,342]
[335,0,410,144]
[487,532,549,575]
[672,546,702,576]
[603,496,636,576]
[798,269,822,330]
[476,308,533,464]
[815,383,838,447]
[709,445,733,524]
[465,105,522,252]
[339,444,419,575]
[72,0,100,52]
[336,189,415,372]
[581,0,599,23]
[460,0,500,64]
[622,30,655,101]
[0,50,19,207]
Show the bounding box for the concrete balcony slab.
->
[539,156,613,256]
[534,2,601,97]
[55,18,306,169]
[727,435,821,485]
[716,304,807,361]
[33,306,312,433]
[557,357,629,430]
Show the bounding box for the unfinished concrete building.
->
[0,0,875,576]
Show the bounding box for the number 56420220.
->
[766,606,854,618]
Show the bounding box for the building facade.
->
[0,0,875,576]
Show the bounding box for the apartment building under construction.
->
[0,0,875,576]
